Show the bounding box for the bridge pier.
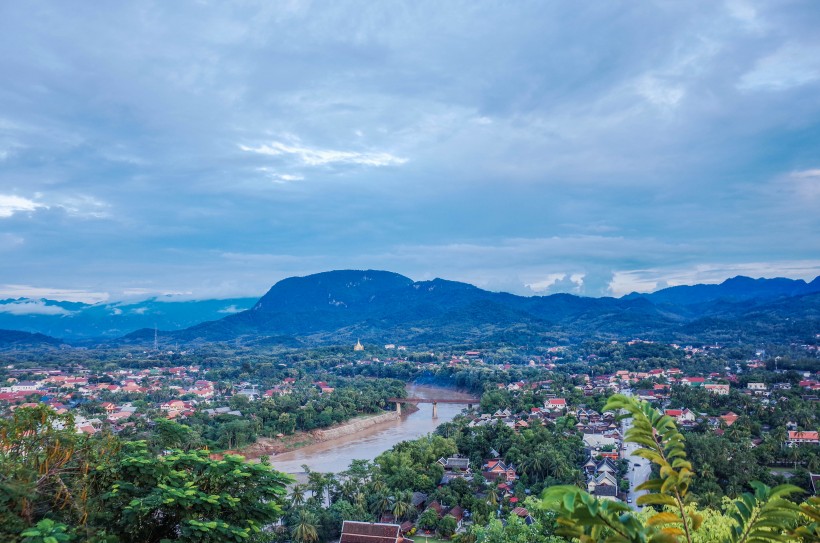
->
[432,402,438,419]
[396,402,402,415]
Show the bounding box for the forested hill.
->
[130,270,820,347]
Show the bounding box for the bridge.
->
[387,396,480,418]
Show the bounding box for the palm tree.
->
[487,486,499,507]
[291,484,306,507]
[370,492,393,518]
[392,491,412,521]
[371,477,386,494]
[340,479,357,503]
[354,491,366,509]
[291,509,320,543]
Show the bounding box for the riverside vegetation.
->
[3,396,818,542]
[1,336,818,542]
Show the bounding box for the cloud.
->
[0,285,108,304]
[608,260,820,296]
[739,43,820,91]
[218,304,244,314]
[787,169,820,200]
[0,195,46,218]
[56,195,111,219]
[255,167,305,183]
[0,193,110,219]
[0,2,818,300]
[240,140,407,167]
[0,300,73,316]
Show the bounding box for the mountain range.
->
[0,297,256,340]
[2,270,819,348]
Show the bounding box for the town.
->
[2,337,818,542]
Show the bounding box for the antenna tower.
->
[154,325,158,351]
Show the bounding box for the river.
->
[269,385,475,474]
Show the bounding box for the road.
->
[621,389,651,511]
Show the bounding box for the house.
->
[583,434,616,449]
[340,521,405,543]
[720,412,739,427]
[588,472,618,497]
[747,383,767,393]
[545,398,567,410]
[427,501,444,518]
[438,456,472,484]
[705,384,730,395]
[10,381,41,393]
[161,400,186,412]
[681,377,705,387]
[448,506,465,529]
[482,459,517,482]
[236,388,260,400]
[664,408,695,423]
[511,507,535,525]
[787,431,819,446]
[411,492,428,511]
[438,456,470,472]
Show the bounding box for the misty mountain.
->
[2,271,818,348]
[624,275,820,306]
[0,297,257,339]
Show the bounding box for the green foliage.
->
[541,394,810,543]
[20,519,73,543]
[726,482,803,543]
[472,514,563,543]
[0,405,118,541]
[438,514,458,538]
[95,442,293,543]
[419,509,440,531]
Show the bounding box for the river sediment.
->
[231,403,422,460]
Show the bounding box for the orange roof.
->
[788,431,819,440]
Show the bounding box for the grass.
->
[416,537,451,543]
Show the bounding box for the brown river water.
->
[269,385,476,474]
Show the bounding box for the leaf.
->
[647,512,681,526]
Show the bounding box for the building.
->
[664,408,695,423]
[786,431,819,446]
[354,340,365,352]
[482,459,517,482]
[588,472,618,497]
[704,384,729,395]
[340,521,406,543]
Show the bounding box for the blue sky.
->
[1,0,819,303]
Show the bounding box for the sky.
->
[1,0,819,303]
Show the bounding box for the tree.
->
[291,509,320,543]
[541,394,812,543]
[419,509,440,531]
[438,514,458,538]
[96,442,292,543]
[0,405,116,541]
[291,485,307,507]
[392,491,413,521]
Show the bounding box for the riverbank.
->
[231,404,419,460]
